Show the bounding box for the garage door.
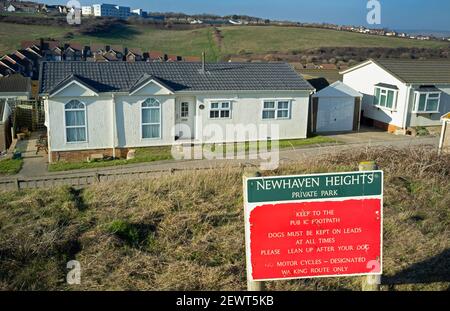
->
[316,97,354,132]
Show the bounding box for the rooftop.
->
[0,74,31,93]
[342,59,450,84]
[39,61,314,94]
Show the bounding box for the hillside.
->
[0,146,448,290]
[1,22,449,61]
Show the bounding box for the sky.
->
[41,0,450,32]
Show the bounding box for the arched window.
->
[141,98,161,139]
[65,100,86,142]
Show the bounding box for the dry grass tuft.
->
[0,146,449,290]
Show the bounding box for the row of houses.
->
[37,58,450,163]
[0,39,201,79]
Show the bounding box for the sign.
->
[244,171,383,281]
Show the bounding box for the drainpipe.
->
[111,94,118,158]
[402,85,412,130]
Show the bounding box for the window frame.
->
[373,86,398,111]
[64,99,87,143]
[413,91,441,113]
[209,101,232,119]
[180,101,189,118]
[141,98,162,140]
[261,99,292,120]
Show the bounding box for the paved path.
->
[15,132,49,178]
[3,125,439,181]
[10,133,438,180]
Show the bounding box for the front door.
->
[175,98,195,139]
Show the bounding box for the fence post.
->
[95,172,100,183]
[243,168,265,292]
[14,178,20,191]
[359,161,381,291]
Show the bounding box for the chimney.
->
[201,52,206,73]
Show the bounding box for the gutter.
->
[402,84,413,129]
[111,93,118,158]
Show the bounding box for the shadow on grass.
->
[81,22,141,40]
[383,249,450,285]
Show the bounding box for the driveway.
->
[7,128,439,179]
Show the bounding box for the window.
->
[181,102,189,118]
[65,100,86,142]
[262,100,291,119]
[373,87,397,110]
[414,92,441,113]
[210,101,231,119]
[141,98,161,139]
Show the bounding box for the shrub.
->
[107,220,140,245]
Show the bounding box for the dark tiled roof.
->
[39,61,314,94]
[374,59,450,84]
[375,82,399,90]
[414,86,441,93]
[0,74,31,93]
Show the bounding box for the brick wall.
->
[50,148,130,163]
[372,120,400,133]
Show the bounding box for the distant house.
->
[63,43,83,61]
[342,59,450,133]
[39,62,314,163]
[148,51,166,62]
[183,56,201,62]
[6,4,16,12]
[320,64,338,70]
[126,48,143,62]
[166,55,182,62]
[0,74,32,101]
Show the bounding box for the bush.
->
[107,220,140,245]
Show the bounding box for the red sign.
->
[244,172,383,281]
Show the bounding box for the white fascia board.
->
[129,79,174,95]
[49,80,99,98]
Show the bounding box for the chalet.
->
[39,61,314,162]
[341,59,450,133]
[126,48,143,62]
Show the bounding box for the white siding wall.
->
[46,91,310,152]
[195,91,310,142]
[115,95,176,147]
[408,85,450,127]
[343,62,407,128]
[46,96,114,152]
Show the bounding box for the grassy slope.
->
[1,23,449,60]
[219,26,449,55]
[0,146,448,290]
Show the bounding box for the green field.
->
[218,26,449,55]
[0,22,449,61]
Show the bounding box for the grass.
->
[0,146,448,290]
[0,159,23,175]
[48,146,173,172]
[48,137,338,172]
[218,26,450,55]
[0,22,218,61]
[1,22,449,60]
